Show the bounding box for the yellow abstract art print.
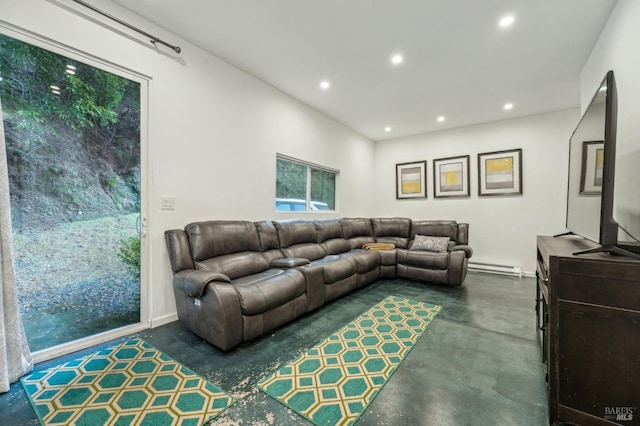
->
[396,161,427,199]
[478,149,522,196]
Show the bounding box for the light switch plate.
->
[161,196,175,210]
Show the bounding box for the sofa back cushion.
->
[255,220,280,250]
[340,218,375,249]
[254,220,284,263]
[165,229,195,273]
[314,219,344,242]
[185,220,261,261]
[410,220,459,242]
[274,219,326,261]
[320,239,351,255]
[371,217,411,249]
[315,219,351,255]
[274,220,317,246]
[184,220,270,279]
[281,244,326,260]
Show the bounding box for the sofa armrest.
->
[172,270,242,351]
[174,270,231,298]
[270,257,310,268]
[451,245,473,258]
[447,250,468,286]
[456,223,469,245]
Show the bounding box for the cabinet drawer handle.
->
[536,260,549,283]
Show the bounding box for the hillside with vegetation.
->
[0,33,140,232]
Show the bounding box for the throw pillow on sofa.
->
[410,235,450,252]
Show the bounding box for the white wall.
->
[0,0,375,325]
[581,0,640,243]
[373,109,579,273]
[4,0,629,329]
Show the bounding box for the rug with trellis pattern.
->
[21,338,235,425]
[258,295,441,425]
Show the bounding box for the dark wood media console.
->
[536,235,640,426]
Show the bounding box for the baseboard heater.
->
[468,261,523,277]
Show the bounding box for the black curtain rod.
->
[71,0,181,54]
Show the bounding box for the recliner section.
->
[165,217,472,350]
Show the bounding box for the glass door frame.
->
[0,22,150,363]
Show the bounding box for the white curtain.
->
[0,95,33,393]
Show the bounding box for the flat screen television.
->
[565,70,640,258]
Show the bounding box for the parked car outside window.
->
[275,198,330,212]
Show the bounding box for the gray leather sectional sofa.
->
[165,217,472,350]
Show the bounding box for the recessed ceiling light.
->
[499,15,515,27]
[437,116,446,123]
[384,126,392,132]
[320,80,330,90]
[503,103,514,110]
[391,54,403,65]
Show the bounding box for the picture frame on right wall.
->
[478,148,523,196]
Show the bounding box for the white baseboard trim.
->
[32,323,147,364]
[468,261,523,277]
[150,312,179,328]
[31,313,179,364]
[468,261,535,279]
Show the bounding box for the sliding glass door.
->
[0,30,146,355]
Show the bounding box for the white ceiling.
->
[113,0,616,141]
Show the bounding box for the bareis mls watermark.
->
[605,406,634,422]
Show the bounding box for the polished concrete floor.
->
[0,272,548,425]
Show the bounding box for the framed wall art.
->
[580,141,604,195]
[396,161,427,199]
[433,155,470,198]
[478,148,522,196]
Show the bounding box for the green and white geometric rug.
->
[20,339,235,426]
[258,295,441,426]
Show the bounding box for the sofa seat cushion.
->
[341,250,381,274]
[311,255,357,284]
[270,257,310,268]
[377,249,397,266]
[397,249,449,270]
[231,269,306,315]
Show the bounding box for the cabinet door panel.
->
[558,302,640,417]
